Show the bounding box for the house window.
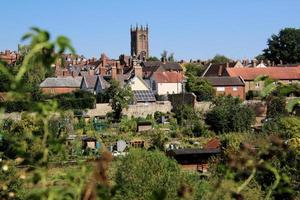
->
[233,87,238,91]
[152,81,156,90]
[288,80,292,84]
[216,87,225,92]
[255,82,260,88]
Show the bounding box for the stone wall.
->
[87,101,172,118]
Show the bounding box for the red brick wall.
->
[41,87,78,94]
[215,86,245,100]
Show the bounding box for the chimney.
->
[89,69,95,76]
[111,66,117,80]
[134,63,143,78]
[218,65,223,76]
[100,66,106,75]
[161,56,167,64]
[226,62,229,68]
[267,60,271,66]
[252,59,257,67]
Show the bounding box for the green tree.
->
[266,96,288,119]
[184,63,205,77]
[113,150,187,200]
[262,28,300,64]
[205,96,255,133]
[211,54,231,64]
[106,80,133,121]
[186,75,215,101]
[147,56,160,61]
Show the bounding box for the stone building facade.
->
[131,25,149,60]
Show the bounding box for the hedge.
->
[0,101,31,113]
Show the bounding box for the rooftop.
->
[40,76,82,88]
[227,66,300,80]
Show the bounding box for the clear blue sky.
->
[1,0,299,60]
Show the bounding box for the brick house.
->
[40,76,82,94]
[205,76,245,99]
[226,66,300,93]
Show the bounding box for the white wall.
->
[128,77,149,91]
[157,83,182,95]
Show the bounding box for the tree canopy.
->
[262,28,300,64]
[211,54,231,64]
[186,75,215,101]
[106,80,133,121]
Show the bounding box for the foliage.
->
[96,91,110,103]
[113,150,191,200]
[161,50,175,62]
[119,116,137,133]
[210,54,231,64]
[186,75,215,101]
[150,130,168,150]
[262,27,300,64]
[286,97,300,113]
[147,56,160,61]
[263,116,300,139]
[272,83,300,97]
[266,96,288,119]
[245,90,261,100]
[205,96,255,133]
[106,80,133,121]
[184,63,205,77]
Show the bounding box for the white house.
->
[148,71,184,95]
[127,76,150,91]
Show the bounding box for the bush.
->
[266,96,288,118]
[246,90,261,100]
[113,150,191,200]
[205,96,255,133]
[0,101,31,112]
[119,116,137,133]
[263,117,300,139]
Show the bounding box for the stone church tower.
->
[131,25,149,60]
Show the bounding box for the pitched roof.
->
[227,66,300,81]
[142,61,183,78]
[205,76,245,86]
[40,77,82,88]
[202,63,230,77]
[95,76,110,90]
[167,148,221,156]
[82,75,98,89]
[152,71,184,83]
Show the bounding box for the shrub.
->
[119,116,137,133]
[266,96,288,118]
[0,101,31,112]
[205,96,255,133]
[113,150,190,200]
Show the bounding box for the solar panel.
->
[133,90,156,102]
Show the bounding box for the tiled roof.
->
[153,71,184,83]
[82,75,98,89]
[40,77,82,88]
[96,76,110,90]
[142,61,183,78]
[205,76,244,86]
[202,63,230,77]
[227,66,300,81]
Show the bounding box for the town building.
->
[0,50,20,64]
[147,71,184,95]
[226,66,300,93]
[40,76,82,94]
[205,76,245,99]
[131,25,149,60]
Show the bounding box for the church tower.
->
[131,25,149,60]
